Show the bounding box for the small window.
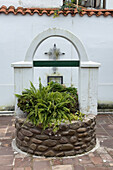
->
[47,76,63,85]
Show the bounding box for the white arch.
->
[25,28,89,62]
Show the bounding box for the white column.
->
[11,61,33,114]
[78,61,101,115]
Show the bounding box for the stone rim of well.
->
[15,114,96,157]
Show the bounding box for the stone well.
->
[15,114,96,157]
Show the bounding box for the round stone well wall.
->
[15,114,96,157]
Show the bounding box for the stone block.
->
[70,136,77,143]
[53,145,62,151]
[78,138,83,141]
[24,136,30,142]
[28,149,34,154]
[84,137,92,142]
[38,145,48,152]
[25,122,34,127]
[70,122,80,130]
[36,135,49,140]
[56,152,64,157]
[81,144,87,148]
[18,131,24,140]
[62,129,75,136]
[62,144,73,151]
[50,135,61,140]
[85,145,94,152]
[44,150,55,157]
[21,128,33,137]
[22,140,28,147]
[29,143,37,150]
[68,129,75,135]
[74,146,81,150]
[64,150,75,156]
[17,118,24,124]
[31,138,42,144]
[22,125,29,130]
[20,146,28,152]
[60,137,68,144]
[75,149,83,154]
[44,128,54,135]
[30,128,41,134]
[74,142,84,146]
[91,122,96,129]
[54,144,73,151]
[15,123,21,130]
[43,139,57,146]
[77,128,87,133]
[78,132,88,137]
[84,118,92,126]
[91,138,96,145]
[59,123,68,131]
[16,137,22,146]
[34,151,43,156]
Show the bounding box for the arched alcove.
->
[33,37,79,87]
[25,28,89,62]
[12,28,100,115]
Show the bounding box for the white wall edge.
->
[11,61,33,68]
[81,61,101,68]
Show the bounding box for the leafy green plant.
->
[46,81,79,114]
[54,0,83,18]
[16,79,84,132]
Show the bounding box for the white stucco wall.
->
[0,0,63,8]
[106,0,113,9]
[0,13,113,109]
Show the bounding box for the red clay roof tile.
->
[0,5,113,17]
[104,11,111,17]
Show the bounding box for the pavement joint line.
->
[0,136,12,140]
[108,115,113,124]
[107,115,113,124]
[12,157,15,166]
[97,112,113,114]
[5,126,9,134]
[12,138,100,159]
[99,123,112,138]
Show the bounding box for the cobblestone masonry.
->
[15,114,96,157]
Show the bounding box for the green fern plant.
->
[15,80,84,132]
[46,81,79,114]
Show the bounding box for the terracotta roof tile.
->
[49,10,55,15]
[79,11,87,16]
[0,5,113,17]
[96,11,103,17]
[104,11,111,17]
[25,9,33,15]
[0,8,7,14]
[8,6,15,14]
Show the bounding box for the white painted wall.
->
[106,0,113,9]
[0,0,63,8]
[0,13,113,109]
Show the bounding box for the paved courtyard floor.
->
[0,114,113,170]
